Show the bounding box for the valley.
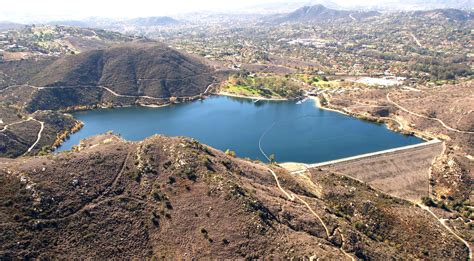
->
[0,1,473,259]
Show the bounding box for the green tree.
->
[269,154,276,164]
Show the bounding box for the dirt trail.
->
[387,93,474,134]
[329,167,472,260]
[0,85,23,93]
[419,204,473,260]
[0,118,35,132]
[38,152,131,222]
[336,228,356,261]
[98,86,169,100]
[0,117,45,155]
[0,151,133,228]
[410,32,424,48]
[7,82,215,101]
[267,166,355,260]
[25,119,44,154]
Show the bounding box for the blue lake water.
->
[58,96,423,163]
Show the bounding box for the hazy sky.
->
[1,0,374,22]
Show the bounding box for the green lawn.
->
[222,74,305,99]
[222,84,282,98]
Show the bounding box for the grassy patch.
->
[221,73,304,98]
[293,73,341,89]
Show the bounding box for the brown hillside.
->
[24,43,215,111]
[31,42,214,98]
[0,135,469,259]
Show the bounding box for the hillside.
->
[0,42,215,157]
[0,134,469,259]
[0,25,141,61]
[267,4,380,24]
[0,22,24,31]
[127,17,180,26]
[26,42,215,111]
[414,8,473,21]
[368,0,474,11]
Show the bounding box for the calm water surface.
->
[59,96,422,163]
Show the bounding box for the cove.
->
[58,96,423,164]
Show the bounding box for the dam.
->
[296,139,445,202]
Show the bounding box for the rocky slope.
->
[0,134,469,259]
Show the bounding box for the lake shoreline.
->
[217,91,290,101]
[312,95,433,142]
[56,93,426,163]
[58,96,423,165]
[309,96,349,115]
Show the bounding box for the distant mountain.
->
[47,20,91,27]
[239,0,340,14]
[414,8,473,21]
[0,21,24,31]
[126,16,180,27]
[44,17,180,31]
[266,4,380,24]
[348,0,474,11]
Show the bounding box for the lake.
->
[58,96,423,164]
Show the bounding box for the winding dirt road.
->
[387,93,474,134]
[25,119,44,153]
[267,166,355,260]
[0,118,35,132]
[2,81,216,102]
[0,117,45,155]
[35,82,216,100]
[419,204,473,260]
[410,32,424,48]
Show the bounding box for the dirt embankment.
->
[308,140,444,202]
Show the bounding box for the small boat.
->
[296,97,309,105]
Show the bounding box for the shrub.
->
[421,197,436,207]
[129,171,142,182]
[168,176,176,185]
[225,149,236,157]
